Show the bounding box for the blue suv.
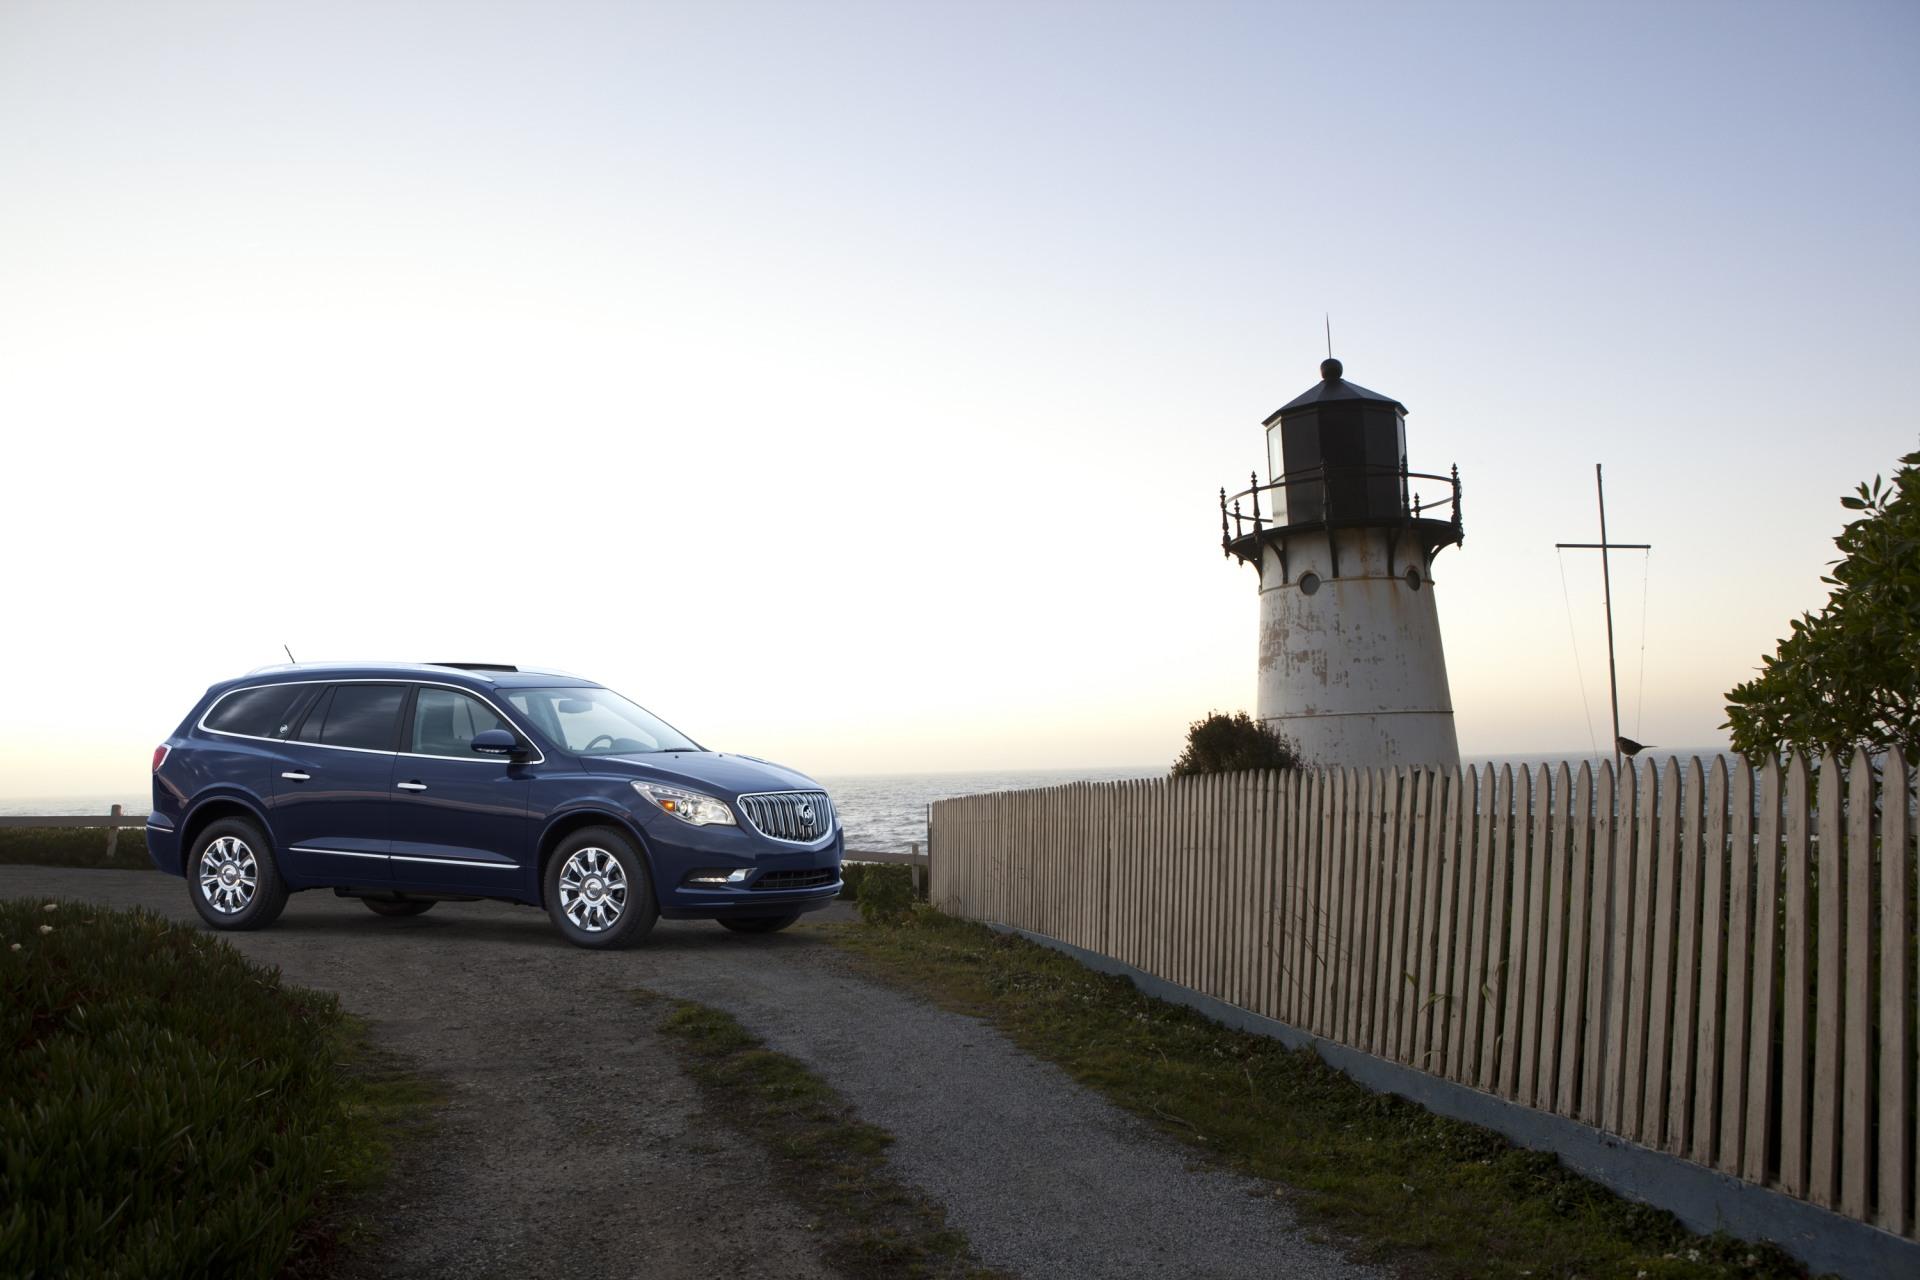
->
[147,663,844,948]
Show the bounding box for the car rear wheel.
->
[718,913,801,935]
[187,817,290,932]
[363,898,435,918]
[544,827,658,949]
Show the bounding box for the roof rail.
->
[430,663,519,672]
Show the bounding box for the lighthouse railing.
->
[1220,463,1462,549]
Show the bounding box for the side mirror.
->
[471,729,523,757]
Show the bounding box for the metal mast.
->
[1556,464,1650,774]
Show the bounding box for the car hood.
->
[593,751,824,799]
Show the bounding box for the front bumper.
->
[640,814,844,919]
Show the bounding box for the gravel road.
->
[6,867,1378,1280]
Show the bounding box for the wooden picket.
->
[1479,766,1514,1092]
[1744,759,1783,1187]
[1840,752,1872,1220]
[1556,762,1593,1117]
[1643,760,1681,1149]
[926,751,1920,1242]
[1581,762,1615,1127]
[1810,754,1844,1207]
[1535,762,1571,1112]
[1882,749,1914,1235]
[1623,765,1657,1139]
[1667,757,1705,1155]
[1690,757,1728,1166]
[1518,766,1551,1106]
[1781,755,1813,1198]
[1603,764,1638,1134]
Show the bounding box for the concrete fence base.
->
[994,922,1919,1280]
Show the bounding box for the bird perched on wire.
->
[1616,736,1654,757]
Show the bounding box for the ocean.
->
[0,751,1733,857]
[816,768,1167,854]
[0,769,1171,855]
[822,752,1733,853]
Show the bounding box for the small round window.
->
[1405,566,1423,591]
[1298,572,1321,595]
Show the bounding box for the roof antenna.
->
[283,643,297,664]
[1325,313,1332,359]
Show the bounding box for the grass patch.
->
[0,826,153,871]
[644,993,1006,1279]
[0,898,436,1278]
[826,910,1817,1280]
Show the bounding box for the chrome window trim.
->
[289,845,389,861]
[197,678,546,764]
[735,790,840,848]
[391,853,515,870]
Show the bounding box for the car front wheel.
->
[544,827,658,950]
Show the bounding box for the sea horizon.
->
[0,748,1736,812]
[2,747,1736,855]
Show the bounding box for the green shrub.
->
[0,827,152,871]
[856,864,915,925]
[1726,449,1920,757]
[0,899,397,1277]
[839,861,872,902]
[1171,710,1301,776]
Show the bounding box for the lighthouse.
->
[1219,357,1464,769]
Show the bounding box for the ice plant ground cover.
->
[0,898,430,1277]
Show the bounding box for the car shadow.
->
[265,894,840,955]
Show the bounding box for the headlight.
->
[632,781,737,827]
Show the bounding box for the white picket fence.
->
[929,751,1917,1241]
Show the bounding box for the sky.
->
[2,0,1916,802]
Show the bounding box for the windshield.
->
[505,686,701,756]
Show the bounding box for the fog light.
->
[686,868,751,885]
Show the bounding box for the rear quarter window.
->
[203,685,309,739]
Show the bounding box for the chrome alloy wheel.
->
[198,835,258,914]
[558,846,628,933]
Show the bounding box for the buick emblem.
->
[797,801,816,832]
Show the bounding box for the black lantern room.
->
[1220,357,1462,575]
[1265,357,1407,525]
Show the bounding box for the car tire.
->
[363,899,435,918]
[717,913,800,935]
[544,826,658,950]
[186,817,290,932]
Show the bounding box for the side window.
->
[205,685,309,739]
[291,688,333,743]
[314,685,406,751]
[408,688,510,756]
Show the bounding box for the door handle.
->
[281,771,311,782]
[396,781,429,792]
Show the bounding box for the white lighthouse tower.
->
[1219,357,1463,769]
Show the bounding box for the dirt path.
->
[8,868,1378,1280]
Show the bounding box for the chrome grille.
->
[737,790,835,843]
